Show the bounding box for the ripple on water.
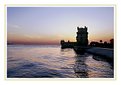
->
[7,45,114,78]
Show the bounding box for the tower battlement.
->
[76,26,88,46]
[61,26,88,48]
[77,26,87,32]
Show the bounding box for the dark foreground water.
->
[7,45,113,78]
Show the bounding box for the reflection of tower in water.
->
[74,54,88,78]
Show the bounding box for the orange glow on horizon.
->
[89,33,113,43]
[7,33,76,45]
[8,30,113,45]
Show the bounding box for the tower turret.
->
[76,26,88,46]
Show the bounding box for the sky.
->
[7,7,114,45]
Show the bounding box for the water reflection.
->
[74,54,88,78]
[8,45,76,78]
[7,45,113,78]
[92,55,114,69]
[61,48,89,78]
[61,48,114,78]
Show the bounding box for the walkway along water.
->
[72,46,114,67]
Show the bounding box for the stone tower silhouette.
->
[76,26,88,46]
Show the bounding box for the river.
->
[7,45,113,78]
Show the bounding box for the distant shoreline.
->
[7,44,60,45]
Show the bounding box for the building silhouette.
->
[61,26,88,48]
[76,26,88,46]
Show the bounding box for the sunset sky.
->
[7,7,114,45]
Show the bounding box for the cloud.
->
[8,24,21,29]
[12,25,20,29]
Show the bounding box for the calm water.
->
[7,45,113,78]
